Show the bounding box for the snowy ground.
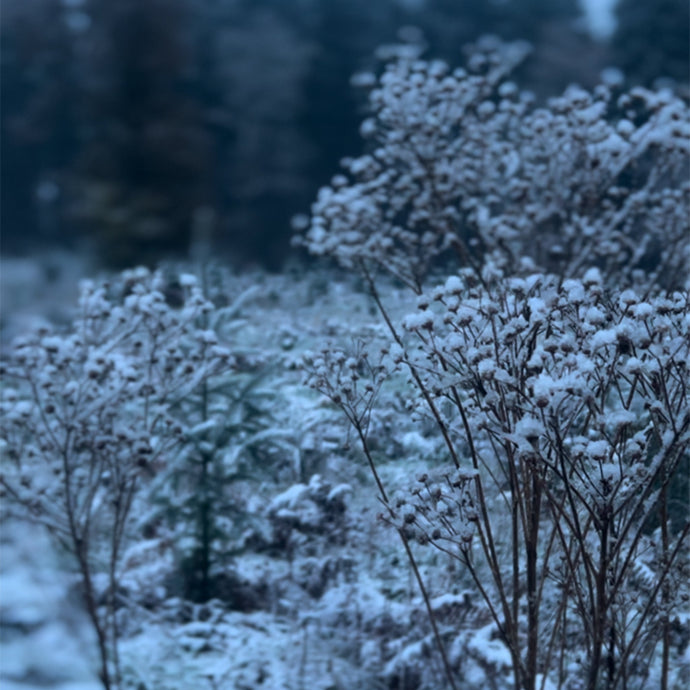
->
[0,518,102,690]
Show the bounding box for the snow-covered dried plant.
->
[298,38,690,687]
[303,340,389,443]
[0,267,233,690]
[386,271,690,689]
[304,340,462,690]
[299,37,690,292]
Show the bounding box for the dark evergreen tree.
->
[0,0,80,250]
[612,0,689,86]
[68,0,211,267]
[417,0,600,96]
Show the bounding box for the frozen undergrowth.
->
[2,260,688,689]
[0,251,93,346]
[2,262,483,690]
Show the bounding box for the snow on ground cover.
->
[2,258,688,689]
[0,251,92,346]
[123,606,389,690]
[0,519,102,689]
[0,261,457,689]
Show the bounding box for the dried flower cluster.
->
[300,37,689,292]
[299,38,690,690]
[303,340,391,430]
[0,267,233,690]
[396,271,689,687]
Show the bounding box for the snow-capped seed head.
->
[199,330,218,345]
[179,274,197,288]
[563,280,585,304]
[389,344,404,364]
[623,357,645,375]
[619,290,639,308]
[477,359,496,381]
[631,303,654,320]
[455,306,475,327]
[587,440,609,461]
[515,417,543,445]
[507,278,527,296]
[533,387,550,409]
[585,306,606,326]
[582,268,602,287]
[444,276,463,296]
[454,467,479,482]
[543,338,559,354]
[559,335,576,354]
[403,310,435,332]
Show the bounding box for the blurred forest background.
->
[1,0,688,270]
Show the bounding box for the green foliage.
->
[147,280,299,603]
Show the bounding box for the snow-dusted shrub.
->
[0,267,232,690]
[297,37,690,688]
[268,474,351,549]
[398,272,689,689]
[307,271,690,690]
[298,37,690,292]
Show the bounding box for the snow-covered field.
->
[1,255,688,690]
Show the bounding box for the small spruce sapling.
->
[147,270,301,603]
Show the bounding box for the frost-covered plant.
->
[298,38,690,687]
[398,271,689,689]
[0,267,232,690]
[308,270,690,690]
[304,340,461,689]
[299,37,690,292]
[267,473,352,568]
[145,270,303,604]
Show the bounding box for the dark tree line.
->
[1,0,686,269]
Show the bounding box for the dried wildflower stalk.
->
[303,340,459,690]
[300,38,689,293]
[307,270,689,689]
[0,268,233,690]
[394,271,689,689]
[299,38,690,690]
